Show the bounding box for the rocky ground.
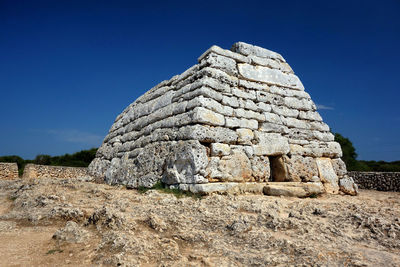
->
[0,178,399,266]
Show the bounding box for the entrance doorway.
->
[269,156,287,182]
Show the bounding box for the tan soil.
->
[0,177,399,266]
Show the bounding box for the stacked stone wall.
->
[0,163,19,180]
[89,42,346,193]
[348,171,400,191]
[22,164,90,179]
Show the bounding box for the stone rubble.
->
[89,42,357,196]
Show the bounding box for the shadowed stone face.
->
[269,156,288,182]
[88,41,352,195]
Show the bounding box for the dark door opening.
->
[269,156,287,182]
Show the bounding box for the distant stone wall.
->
[348,171,400,192]
[22,164,90,179]
[0,163,19,180]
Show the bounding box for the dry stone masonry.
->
[23,164,90,179]
[89,42,357,196]
[0,163,19,180]
[349,171,400,192]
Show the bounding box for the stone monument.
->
[88,42,358,196]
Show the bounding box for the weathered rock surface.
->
[89,41,349,196]
[53,221,90,243]
[316,157,339,194]
[339,176,359,196]
[263,182,325,197]
[1,178,398,266]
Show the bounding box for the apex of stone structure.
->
[89,42,356,196]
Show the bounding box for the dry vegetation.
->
[0,177,399,266]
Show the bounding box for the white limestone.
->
[238,64,304,90]
[89,41,352,196]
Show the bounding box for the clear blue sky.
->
[0,0,399,161]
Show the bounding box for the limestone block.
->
[158,111,193,128]
[184,182,240,194]
[222,95,239,108]
[239,99,259,111]
[288,139,310,145]
[264,112,282,124]
[253,132,290,156]
[162,141,209,185]
[269,85,311,99]
[332,158,347,177]
[173,101,188,115]
[198,67,238,88]
[271,105,299,118]
[284,155,318,182]
[259,122,289,134]
[175,86,224,103]
[192,107,225,126]
[199,52,238,76]
[206,157,224,179]
[231,42,286,62]
[174,72,198,91]
[187,95,233,116]
[309,121,330,132]
[147,90,176,116]
[287,129,315,141]
[96,144,115,160]
[281,117,309,130]
[238,63,304,90]
[326,142,343,157]
[132,90,175,122]
[234,108,265,121]
[225,117,258,130]
[250,156,270,182]
[290,142,342,158]
[263,182,325,197]
[256,91,284,105]
[299,110,322,121]
[196,76,232,94]
[339,176,358,196]
[248,54,293,73]
[218,150,252,182]
[257,102,272,113]
[239,79,269,91]
[177,125,238,144]
[236,128,254,145]
[283,97,315,111]
[105,158,123,185]
[172,76,228,99]
[149,128,177,143]
[316,157,339,194]
[230,145,254,159]
[312,131,334,142]
[211,143,231,156]
[232,88,257,100]
[132,102,181,130]
[88,157,111,178]
[198,45,250,63]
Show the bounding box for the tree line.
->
[334,133,400,172]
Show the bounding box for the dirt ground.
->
[0,177,399,266]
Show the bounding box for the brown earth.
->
[0,177,399,266]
